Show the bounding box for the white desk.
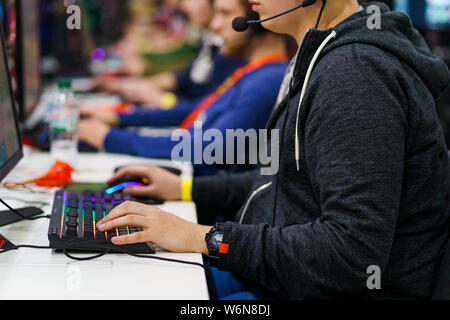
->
[0,148,209,300]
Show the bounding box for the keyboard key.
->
[66,227,77,237]
[67,208,78,218]
[119,228,129,236]
[95,213,103,225]
[85,223,94,232]
[69,193,78,200]
[68,199,78,208]
[67,216,77,226]
[129,227,139,234]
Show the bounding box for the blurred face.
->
[180,0,213,27]
[210,0,250,56]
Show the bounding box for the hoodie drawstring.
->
[295,31,337,171]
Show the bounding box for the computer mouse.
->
[104,176,150,195]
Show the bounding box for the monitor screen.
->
[16,0,41,122]
[394,0,450,30]
[0,21,22,182]
[426,0,450,30]
[394,0,427,29]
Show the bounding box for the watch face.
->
[213,232,223,244]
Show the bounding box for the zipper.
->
[239,182,273,225]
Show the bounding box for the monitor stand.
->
[0,207,44,227]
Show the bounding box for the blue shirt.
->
[176,53,246,100]
[104,62,287,175]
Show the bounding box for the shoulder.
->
[304,43,409,127]
[314,43,406,86]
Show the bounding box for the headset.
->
[233,0,324,32]
[245,5,268,34]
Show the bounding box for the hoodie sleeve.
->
[193,170,259,221]
[217,46,410,298]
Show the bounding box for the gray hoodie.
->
[193,2,450,299]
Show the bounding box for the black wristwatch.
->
[205,223,226,267]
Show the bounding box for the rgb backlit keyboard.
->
[48,190,157,254]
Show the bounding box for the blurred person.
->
[79,0,288,176]
[97,0,245,108]
[104,0,187,76]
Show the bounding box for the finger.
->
[123,185,158,198]
[111,232,146,245]
[97,214,145,232]
[107,166,154,185]
[99,201,148,224]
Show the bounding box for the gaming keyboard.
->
[48,190,157,254]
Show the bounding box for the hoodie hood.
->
[293,2,450,100]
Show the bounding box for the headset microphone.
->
[232,0,318,32]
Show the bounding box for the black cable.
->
[114,247,207,271]
[315,0,327,29]
[0,198,51,220]
[63,249,111,261]
[0,245,52,253]
[0,240,206,271]
[0,196,50,208]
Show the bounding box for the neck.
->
[243,33,286,62]
[292,0,360,44]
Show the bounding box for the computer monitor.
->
[0,20,22,183]
[426,0,450,30]
[15,0,41,122]
[393,0,450,30]
[393,0,427,29]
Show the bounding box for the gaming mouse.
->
[104,176,150,195]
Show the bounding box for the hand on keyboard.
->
[48,190,157,254]
[96,201,211,255]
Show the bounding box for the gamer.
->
[97,0,450,300]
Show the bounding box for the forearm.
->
[119,101,198,127]
[104,128,178,159]
[191,224,211,255]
